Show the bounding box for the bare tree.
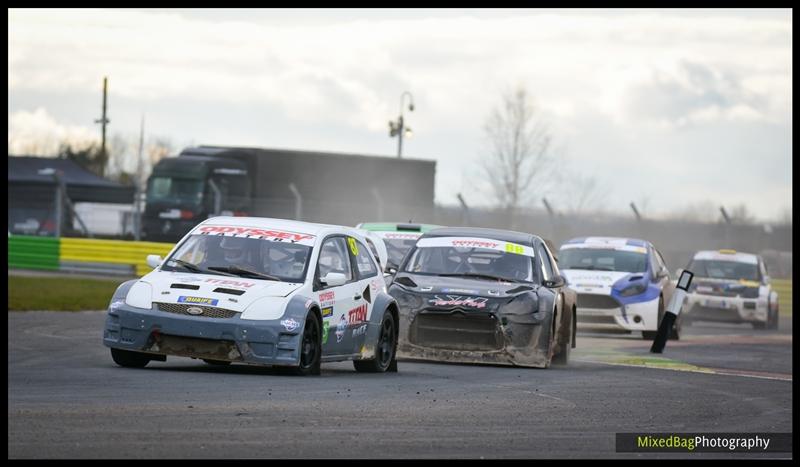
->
[729,203,755,224]
[482,86,557,221]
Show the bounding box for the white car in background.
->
[103,217,399,375]
[682,249,779,330]
[558,236,679,340]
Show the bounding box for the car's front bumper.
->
[102,301,303,366]
[576,295,659,332]
[684,294,767,324]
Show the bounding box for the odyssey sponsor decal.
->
[442,288,479,294]
[352,324,368,338]
[205,278,255,288]
[319,290,336,307]
[280,318,300,332]
[376,232,422,240]
[321,306,333,318]
[561,242,646,254]
[177,296,219,306]
[416,237,535,258]
[429,295,489,309]
[193,225,315,245]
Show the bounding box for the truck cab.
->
[142,155,251,242]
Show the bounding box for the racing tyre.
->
[203,359,231,366]
[292,314,322,376]
[768,300,779,330]
[752,321,767,330]
[354,311,397,373]
[552,306,574,365]
[111,348,151,368]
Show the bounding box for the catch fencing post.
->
[650,270,694,353]
[288,183,302,221]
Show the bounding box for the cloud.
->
[8,107,96,156]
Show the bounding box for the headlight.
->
[241,296,290,320]
[395,291,424,309]
[124,281,153,309]
[619,283,647,297]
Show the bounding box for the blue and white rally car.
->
[558,237,679,340]
[103,217,399,375]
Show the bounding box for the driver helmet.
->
[220,236,248,263]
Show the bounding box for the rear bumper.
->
[684,294,767,324]
[102,301,302,366]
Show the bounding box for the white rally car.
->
[558,236,679,339]
[682,249,779,330]
[103,217,399,375]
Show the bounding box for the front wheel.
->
[354,312,397,373]
[110,348,151,368]
[291,314,321,376]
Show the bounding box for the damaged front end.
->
[392,284,555,368]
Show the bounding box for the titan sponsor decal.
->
[280,318,300,332]
[321,306,333,318]
[429,295,489,309]
[205,278,255,288]
[194,225,315,244]
[177,296,219,306]
[319,290,336,307]
[348,303,368,325]
[352,324,368,338]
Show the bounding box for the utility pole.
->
[94,76,110,176]
[389,91,414,158]
[630,202,642,222]
[134,115,145,240]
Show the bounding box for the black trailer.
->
[142,146,436,242]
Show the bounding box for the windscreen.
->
[147,176,204,205]
[161,234,312,282]
[687,259,758,281]
[559,247,647,273]
[402,236,536,282]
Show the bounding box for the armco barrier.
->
[8,235,60,270]
[59,238,175,276]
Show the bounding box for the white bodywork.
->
[124,217,387,324]
[683,250,777,324]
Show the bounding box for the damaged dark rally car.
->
[388,227,577,368]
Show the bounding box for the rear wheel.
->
[291,314,321,376]
[110,348,151,368]
[354,312,397,373]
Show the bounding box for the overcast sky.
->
[8,8,793,221]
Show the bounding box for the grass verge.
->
[772,278,792,317]
[9,275,126,311]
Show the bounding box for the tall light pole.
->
[94,76,110,176]
[389,91,414,158]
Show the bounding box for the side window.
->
[316,237,353,285]
[648,248,660,279]
[352,238,378,279]
[537,245,554,281]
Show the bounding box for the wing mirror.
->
[543,274,566,288]
[146,255,163,269]
[321,272,347,287]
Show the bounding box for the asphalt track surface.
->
[8,310,793,459]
